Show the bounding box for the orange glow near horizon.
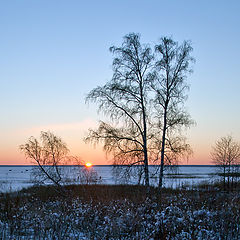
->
[0,149,213,165]
[85,162,92,168]
[0,131,213,165]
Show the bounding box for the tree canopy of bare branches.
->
[153,37,195,188]
[211,135,240,190]
[86,33,194,188]
[86,33,154,186]
[20,131,70,187]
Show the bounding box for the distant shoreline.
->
[0,164,217,167]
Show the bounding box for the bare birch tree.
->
[86,34,194,188]
[20,131,70,188]
[152,37,194,189]
[211,135,240,190]
[85,33,154,186]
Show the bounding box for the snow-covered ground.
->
[1,185,239,239]
[0,165,218,192]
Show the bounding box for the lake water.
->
[0,165,218,192]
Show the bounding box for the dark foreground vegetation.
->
[0,184,239,239]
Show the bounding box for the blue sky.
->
[0,0,240,164]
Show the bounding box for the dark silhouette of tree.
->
[152,37,194,188]
[211,135,240,190]
[20,131,70,188]
[86,33,154,187]
[86,33,194,189]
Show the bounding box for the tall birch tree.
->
[152,37,194,188]
[86,33,154,186]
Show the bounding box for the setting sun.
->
[85,162,92,168]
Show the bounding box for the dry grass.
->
[0,184,239,239]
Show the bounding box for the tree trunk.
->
[143,144,149,187]
[143,116,149,187]
[227,164,230,191]
[140,79,149,187]
[159,108,167,189]
[223,166,226,191]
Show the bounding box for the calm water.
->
[0,165,218,192]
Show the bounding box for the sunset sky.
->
[1,0,240,165]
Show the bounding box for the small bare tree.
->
[211,135,240,190]
[20,131,70,188]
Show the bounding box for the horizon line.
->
[0,164,218,167]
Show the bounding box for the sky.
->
[0,0,240,165]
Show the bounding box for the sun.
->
[85,162,92,168]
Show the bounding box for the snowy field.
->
[0,165,218,192]
[0,166,239,239]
